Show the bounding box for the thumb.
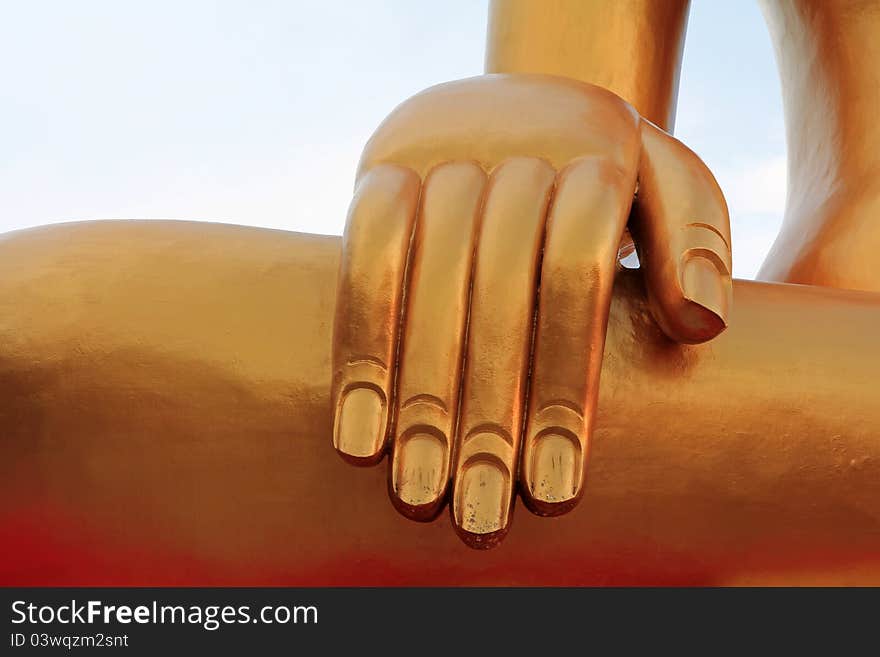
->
[630,119,733,344]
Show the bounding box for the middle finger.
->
[450,156,555,548]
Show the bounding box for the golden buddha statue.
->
[2,0,879,585]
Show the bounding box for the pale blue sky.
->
[1,1,785,278]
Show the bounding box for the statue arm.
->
[339,74,732,547]
[485,0,691,130]
[1,221,878,585]
[758,0,880,291]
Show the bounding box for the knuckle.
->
[494,154,556,173]
[351,164,420,212]
[681,224,732,275]
[353,161,421,194]
[530,401,585,437]
[561,154,631,188]
[424,159,485,181]
[685,221,731,250]
[681,246,733,279]
[396,394,451,437]
[456,424,515,469]
[331,359,391,403]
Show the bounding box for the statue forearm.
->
[485,0,690,130]
[1,221,878,584]
[761,0,880,200]
[758,0,880,290]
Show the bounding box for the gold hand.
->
[332,74,732,547]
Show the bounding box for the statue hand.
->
[331,74,732,548]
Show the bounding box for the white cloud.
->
[1,1,790,281]
[713,155,787,279]
[716,155,787,218]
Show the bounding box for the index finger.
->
[331,164,420,464]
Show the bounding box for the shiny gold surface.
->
[1,220,879,585]
[485,0,690,130]
[758,0,880,291]
[334,74,732,547]
[330,0,880,550]
[5,0,880,582]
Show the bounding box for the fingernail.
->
[681,254,729,324]
[454,460,509,540]
[334,387,386,458]
[527,433,580,507]
[393,432,447,509]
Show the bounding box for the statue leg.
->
[1,220,878,585]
